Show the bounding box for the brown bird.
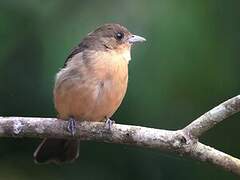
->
[33,23,145,164]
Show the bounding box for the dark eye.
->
[115,32,124,40]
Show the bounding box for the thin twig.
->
[0,95,240,175]
[183,95,240,138]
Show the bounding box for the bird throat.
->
[122,49,131,62]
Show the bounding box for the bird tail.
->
[33,138,80,164]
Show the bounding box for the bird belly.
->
[87,78,128,121]
[54,75,127,122]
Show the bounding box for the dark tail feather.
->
[33,138,80,164]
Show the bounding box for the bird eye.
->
[115,32,124,40]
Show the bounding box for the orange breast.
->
[54,50,129,122]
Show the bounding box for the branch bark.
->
[0,95,240,175]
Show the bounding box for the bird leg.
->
[67,117,76,136]
[105,117,115,130]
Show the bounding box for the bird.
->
[33,23,146,164]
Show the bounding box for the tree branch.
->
[0,95,240,175]
[183,95,240,138]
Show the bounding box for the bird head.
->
[81,23,146,61]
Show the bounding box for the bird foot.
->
[67,117,76,136]
[105,117,115,130]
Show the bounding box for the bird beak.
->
[128,35,146,44]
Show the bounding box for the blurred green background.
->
[0,0,240,179]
